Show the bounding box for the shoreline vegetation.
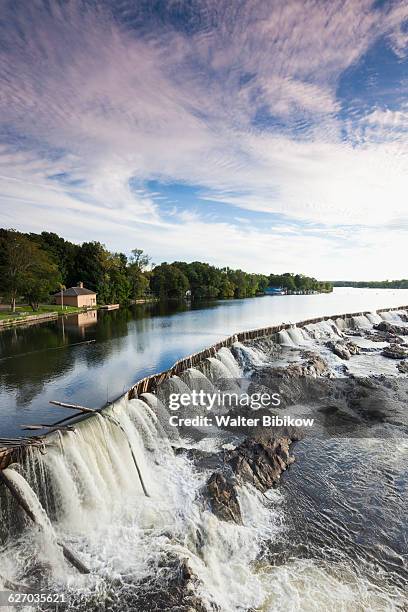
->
[333,280,408,289]
[0,228,332,316]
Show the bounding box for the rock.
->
[289,351,330,377]
[382,343,408,359]
[227,434,295,492]
[364,329,404,344]
[374,321,408,336]
[397,361,408,373]
[326,340,360,360]
[206,472,242,524]
[105,553,217,612]
[205,432,296,523]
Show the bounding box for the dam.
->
[0,304,407,610]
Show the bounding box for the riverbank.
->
[0,305,98,328]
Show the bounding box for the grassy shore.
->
[0,304,95,324]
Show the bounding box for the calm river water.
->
[1,287,408,437]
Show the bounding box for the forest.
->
[0,228,332,310]
[332,280,408,289]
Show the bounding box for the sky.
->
[0,0,407,280]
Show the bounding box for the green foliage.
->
[170,262,269,299]
[0,227,334,307]
[128,249,151,299]
[332,280,408,289]
[269,272,332,293]
[29,231,79,285]
[0,229,61,310]
[150,263,189,299]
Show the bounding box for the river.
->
[1,287,408,438]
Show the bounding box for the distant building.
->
[264,286,286,296]
[54,282,97,308]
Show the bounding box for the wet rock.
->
[397,361,408,373]
[287,351,330,377]
[374,321,408,336]
[326,340,360,360]
[69,553,216,612]
[133,555,217,612]
[205,433,296,523]
[345,330,363,337]
[364,329,404,344]
[206,472,242,524]
[227,434,295,492]
[382,344,408,360]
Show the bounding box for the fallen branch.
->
[21,424,75,432]
[103,414,149,497]
[50,401,96,414]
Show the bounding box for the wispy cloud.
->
[0,0,407,278]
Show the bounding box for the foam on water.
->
[304,320,342,340]
[260,558,404,612]
[232,341,269,372]
[0,399,288,612]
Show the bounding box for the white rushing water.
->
[0,306,407,611]
[0,363,283,611]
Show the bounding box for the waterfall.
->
[334,317,350,332]
[179,368,215,395]
[216,347,242,378]
[287,326,310,346]
[0,389,288,612]
[200,357,242,394]
[155,375,198,414]
[278,330,296,346]
[3,467,55,533]
[305,320,342,339]
[366,312,382,324]
[352,315,372,328]
[140,392,180,442]
[0,467,68,577]
[232,341,268,372]
[380,310,404,322]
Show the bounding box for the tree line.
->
[332,280,408,289]
[0,228,332,311]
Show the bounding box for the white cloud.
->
[0,0,407,279]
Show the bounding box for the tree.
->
[29,231,79,285]
[73,241,109,294]
[129,248,151,271]
[0,229,60,311]
[150,263,189,299]
[128,249,151,300]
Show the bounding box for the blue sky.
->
[0,0,407,279]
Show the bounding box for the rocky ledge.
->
[326,339,360,360]
[374,321,408,336]
[206,432,297,524]
[382,343,408,360]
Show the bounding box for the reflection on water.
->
[63,309,98,336]
[1,288,408,437]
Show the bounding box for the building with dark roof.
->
[54,282,97,308]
